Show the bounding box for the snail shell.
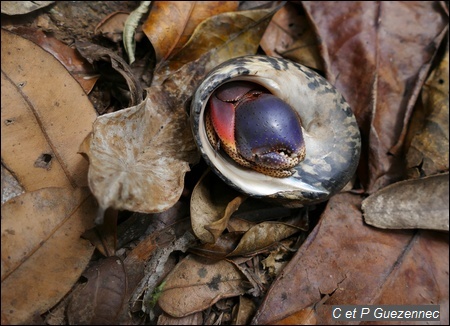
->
[190,55,361,207]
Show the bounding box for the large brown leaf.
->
[1,29,97,190]
[152,5,280,84]
[1,187,96,325]
[143,1,239,63]
[252,193,448,324]
[157,255,246,318]
[302,1,448,192]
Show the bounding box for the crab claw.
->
[235,93,305,170]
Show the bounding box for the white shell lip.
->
[191,55,361,206]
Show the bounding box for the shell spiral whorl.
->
[191,55,361,207]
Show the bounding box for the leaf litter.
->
[1,1,448,325]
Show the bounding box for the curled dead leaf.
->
[84,92,198,218]
[362,173,449,231]
[227,222,302,257]
[191,170,247,243]
[157,255,246,318]
[153,5,281,84]
[143,1,239,63]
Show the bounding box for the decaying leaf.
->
[227,222,301,257]
[84,89,198,218]
[152,5,281,84]
[252,193,448,325]
[75,40,144,107]
[232,295,256,325]
[157,254,247,318]
[191,171,247,243]
[1,29,97,190]
[260,2,322,70]
[302,1,448,193]
[84,6,279,219]
[67,256,127,325]
[189,232,244,260]
[406,43,449,177]
[9,27,98,93]
[1,1,54,15]
[143,1,239,63]
[95,12,132,42]
[362,173,449,231]
[1,187,96,325]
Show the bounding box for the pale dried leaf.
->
[232,295,256,325]
[85,91,198,216]
[1,1,54,15]
[362,173,449,231]
[158,255,246,318]
[1,187,96,325]
[158,311,203,325]
[228,222,301,257]
[1,29,97,190]
[191,171,246,243]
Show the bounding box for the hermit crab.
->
[190,56,361,207]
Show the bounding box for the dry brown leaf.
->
[189,232,244,260]
[95,11,132,43]
[406,43,449,177]
[152,5,280,84]
[75,40,144,107]
[302,1,448,193]
[67,256,127,325]
[1,187,96,325]
[1,29,97,190]
[157,254,246,318]
[1,1,54,15]
[362,173,449,231]
[191,171,246,243]
[144,1,238,63]
[227,222,301,257]
[252,193,449,324]
[232,295,256,325]
[260,2,323,70]
[84,5,278,219]
[84,90,199,217]
[158,311,203,325]
[9,27,99,94]
[272,306,317,325]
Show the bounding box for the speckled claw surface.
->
[207,81,306,177]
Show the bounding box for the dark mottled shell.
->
[190,55,361,207]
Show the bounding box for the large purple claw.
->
[235,93,305,169]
